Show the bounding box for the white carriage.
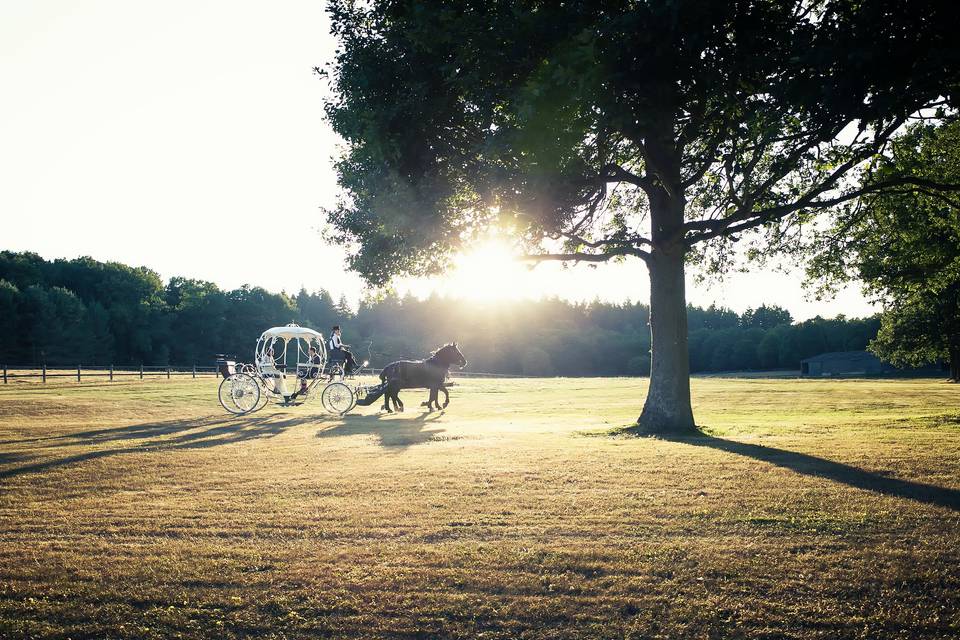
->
[217,323,371,416]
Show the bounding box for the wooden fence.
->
[1,365,220,383]
[0,364,531,384]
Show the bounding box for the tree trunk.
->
[631,124,697,434]
[637,244,697,434]
[950,344,960,382]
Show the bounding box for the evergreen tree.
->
[0,280,22,363]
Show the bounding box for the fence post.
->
[109,364,114,382]
[77,365,81,383]
[42,364,47,383]
[192,364,196,379]
[166,366,171,379]
[2,365,6,384]
[139,364,143,380]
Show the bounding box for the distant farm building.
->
[801,351,889,377]
[800,350,940,377]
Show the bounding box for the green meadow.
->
[1,376,958,638]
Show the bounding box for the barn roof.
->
[800,350,880,364]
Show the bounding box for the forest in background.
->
[0,251,881,375]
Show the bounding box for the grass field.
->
[1,376,959,639]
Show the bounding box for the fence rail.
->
[0,364,533,384]
[1,364,220,383]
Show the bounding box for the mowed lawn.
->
[1,376,959,639]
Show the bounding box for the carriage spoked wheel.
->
[321,382,355,415]
[218,373,261,415]
[237,364,269,411]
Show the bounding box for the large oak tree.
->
[320,0,959,433]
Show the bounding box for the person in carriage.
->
[258,346,283,393]
[298,346,323,394]
[327,325,358,377]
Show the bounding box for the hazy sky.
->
[0,1,877,320]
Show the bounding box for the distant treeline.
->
[0,251,879,374]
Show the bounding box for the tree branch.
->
[685,176,960,245]
[521,246,650,265]
[599,162,654,195]
[683,117,909,243]
[557,230,652,249]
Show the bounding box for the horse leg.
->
[394,390,404,412]
[382,383,395,413]
[422,387,437,410]
[440,385,449,409]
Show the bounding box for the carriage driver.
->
[328,325,358,375]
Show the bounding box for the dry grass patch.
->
[1,376,959,638]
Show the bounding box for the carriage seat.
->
[258,359,283,377]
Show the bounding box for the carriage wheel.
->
[218,373,261,414]
[322,382,355,415]
[249,380,270,412]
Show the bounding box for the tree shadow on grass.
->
[316,410,446,450]
[664,431,960,512]
[0,414,236,447]
[0,451,36,466]
[0,413,323,479]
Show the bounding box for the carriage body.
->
[218,323,360,415]
[253,324,327,400]
[218,324,463,417]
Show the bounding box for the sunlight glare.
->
[397,236,651,304]
[448,238,530,301]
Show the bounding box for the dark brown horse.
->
[375,343,467,412]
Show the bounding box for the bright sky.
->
[0,1,877,320]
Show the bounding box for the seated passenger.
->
[299,346,322,393]
[259,347,284,394]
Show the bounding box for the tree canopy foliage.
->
[809,120,960,379]
[0,251,883,374]
[322,0,958,276]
